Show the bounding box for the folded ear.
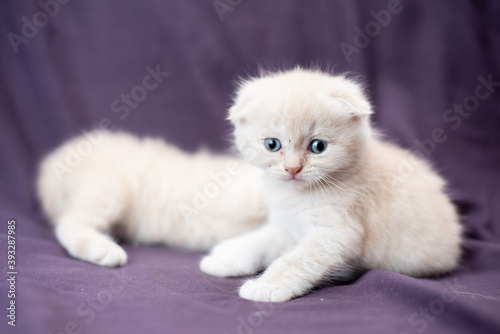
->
[336,98,371,118]
[229,66,279,122]
[227,78,260,124]
[328,76,373,118]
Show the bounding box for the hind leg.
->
[55,213,127,266]
[54,187,128,267]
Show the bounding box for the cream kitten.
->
[200,68,462,302]
[37,131,266,266]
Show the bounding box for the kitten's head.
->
[228,68,373,189]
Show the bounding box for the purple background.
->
[1,1,500,333]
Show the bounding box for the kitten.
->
[200,68,463,302]
[37,131,267,266]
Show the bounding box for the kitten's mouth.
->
[271,174,306,184]
[286,176,303,183]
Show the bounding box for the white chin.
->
[266,174,307,187]
[282,177,307,187]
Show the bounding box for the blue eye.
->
[264,138,281,152]
[309,139,327,154]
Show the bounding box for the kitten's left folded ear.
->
[329,76,373,118]
[336,98,372,118]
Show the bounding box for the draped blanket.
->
[0,1,499,333]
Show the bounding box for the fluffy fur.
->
[200,68,463,302]
[37,131,266,266]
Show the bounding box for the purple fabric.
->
[1,1,500,333]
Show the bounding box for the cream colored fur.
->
[200,68,463,302]
[37,131,266,266]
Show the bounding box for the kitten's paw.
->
[200,254,258,277]
[239,279,296,302]
[200,238,263,277]
[86,242,127,267]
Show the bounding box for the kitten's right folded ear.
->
[227,77,260,124]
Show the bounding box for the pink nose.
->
[285,166,302,176]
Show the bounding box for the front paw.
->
[200,253,259,277]
[239,278,296,302]
[200,238,263,277]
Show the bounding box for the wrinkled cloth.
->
[0,1,499,333]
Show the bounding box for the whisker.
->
[322,177,353,197]
[314,178,327,202]
[325,167,358,172]
[307,179,313,194]
[318,178,344,203]
[322,173,363,197]
[312,177,327,202]
[318,179,333,202]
